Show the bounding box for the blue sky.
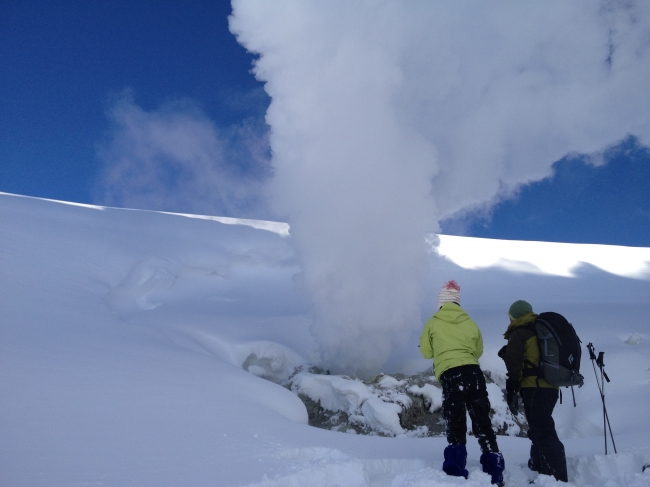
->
[440,138,650,247]
[1,0,266,208]
[1,1,649,247]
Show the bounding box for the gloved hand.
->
[505,378,520,415]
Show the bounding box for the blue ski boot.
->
[480,451,505,486]
[443,444,469,479]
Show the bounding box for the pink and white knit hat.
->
[438,280,460,308]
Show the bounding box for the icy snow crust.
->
[1,192,649,487]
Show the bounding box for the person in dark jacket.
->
[420,281,504,485]
[502,300,568,482]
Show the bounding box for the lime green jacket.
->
[419,302,483,380]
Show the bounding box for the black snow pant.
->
[521,387,568,482]
[440,364,499,453]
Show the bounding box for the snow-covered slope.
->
[1,192,649,487]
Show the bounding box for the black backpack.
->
[526,312,584,388]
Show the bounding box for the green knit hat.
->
[508,300,533,320]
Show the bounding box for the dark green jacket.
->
[503,312,557,390]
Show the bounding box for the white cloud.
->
[95,91,271,218]
[230,0,650,376]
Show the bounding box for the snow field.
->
[1,192,649,486]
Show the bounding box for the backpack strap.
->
[523,322,542,387]
[521,358,540,375]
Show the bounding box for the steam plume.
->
[96,91,270,218]
[230,1,650,376]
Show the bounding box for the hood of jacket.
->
[434,302,471,325]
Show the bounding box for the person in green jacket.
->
[502,300,567,482]
[420,281,504,485]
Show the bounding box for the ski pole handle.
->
[587,342,597,361]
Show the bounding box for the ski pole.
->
[597,352,617,454]
[586,343,617,454]
[587,343,607,453]
[599,351,608,455]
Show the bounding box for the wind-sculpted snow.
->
[107,257,181,315]
[437,235,650,280]
[238,341,306,384]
